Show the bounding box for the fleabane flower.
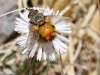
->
[15,7,72,61]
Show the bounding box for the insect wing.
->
[26,30,39,51]
[51,15,72,24]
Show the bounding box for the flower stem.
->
[60,54,64,75]
[46,53,49,75]
[29,58,34,75]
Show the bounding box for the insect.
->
[27,9,55,41]
[28,9,45,25]
[27,8,71,43]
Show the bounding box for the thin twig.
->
[81,4,96,28]
[22,0,27,8]
[59,5,71,15]
[97,0,100,33]
[97,0,100,75]
[18,0,23,11]
[0,8,26,17]
[73,40,82,62]
[78,0,87,13]
[0,7,47,18]
[69,35,75,75]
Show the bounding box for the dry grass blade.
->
[0,0,100,75]
[81,4,96,28]
[0,41,17,61]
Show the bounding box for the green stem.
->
[29,58,34,75]
[60,54,64,75]
[46,53,49,75]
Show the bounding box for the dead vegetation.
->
[0,0,100,75]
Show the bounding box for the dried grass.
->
[0,0,100,75]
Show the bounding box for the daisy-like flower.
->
[15,7,71,61]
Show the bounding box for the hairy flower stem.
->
[46,53,49,75]
[60,54,64,75]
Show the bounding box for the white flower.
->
[15,7,71,61]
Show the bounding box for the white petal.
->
[43,7,52,16]
[16,35,27,41]
[56,34,70,43]
[22,48,28,54]
[49,53,55,60]
[15,24,28,28]
[56,27,70,31]
[54,39,66,53]
[55,23,70,28]
[52,41,60,54]
[57,30,71,34]
[23,10,29,15]
[16,18,29,25]
[54,38,68,49]
[49,8,53,15]
[45,42,55,60]
[29,42,39,58]
[16,35,27,47]
[17,40,26,48]
[43,51,47,61]
[19,13,30,22]
[55,10,59,15]
[43,8,48,15]
[42,43,47,60]
[15,21,26,25]
[52,39,66,54]
[14,27,29,33]
[46,42,54,55]
[37,44,42,61]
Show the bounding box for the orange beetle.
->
[38,22,55,40]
